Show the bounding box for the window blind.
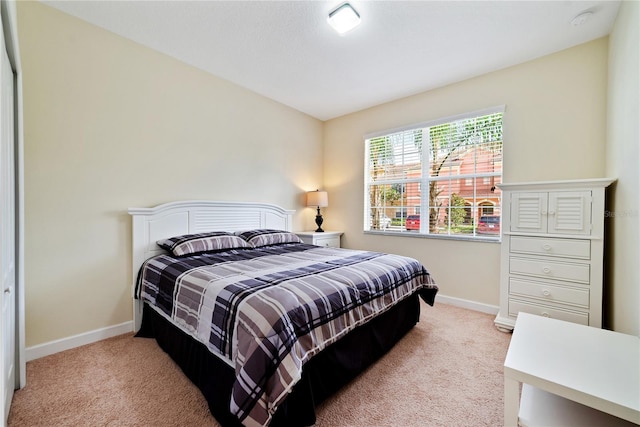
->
[364,107,504,240]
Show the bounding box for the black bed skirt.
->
[136,294,421,427]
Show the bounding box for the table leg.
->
[504,376,520,427]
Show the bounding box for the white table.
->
[503,313,640,426]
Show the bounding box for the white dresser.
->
[295,231,343,248]
[494,178,615,332]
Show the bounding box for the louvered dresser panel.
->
[548,191,592,235]
[494,179,615,332]
[510,192,548,233]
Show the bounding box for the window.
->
[480,203,495,216]
[364,107,503,240]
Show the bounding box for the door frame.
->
[1,0,25,392]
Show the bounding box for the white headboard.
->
[128,200,295,331]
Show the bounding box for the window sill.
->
[363,230,501,243]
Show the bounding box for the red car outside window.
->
[477,216,500,234]
[406,215,420,230]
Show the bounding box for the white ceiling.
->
[43,1,620,121]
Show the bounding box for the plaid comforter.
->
[138,243,438,427]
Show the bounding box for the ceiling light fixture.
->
[328,3,361,35]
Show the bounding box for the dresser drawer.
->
[295,232,342,248]
[509,278,589,308]
[313,236,340,248]
[510,236,590,260]
[509,300,589,325]
[510,257,590,284]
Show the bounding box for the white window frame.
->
[364,106,504,241]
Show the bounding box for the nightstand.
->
[295,231,343,248]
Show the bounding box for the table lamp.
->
[306,190,328,232]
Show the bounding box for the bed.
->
[129,200,438,427]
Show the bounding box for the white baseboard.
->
[24,295,495,362]
[435,294,499,315]
[25,321,133,362]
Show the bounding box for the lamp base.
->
[315,207,324,232]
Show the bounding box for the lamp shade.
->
[306,190,328,208]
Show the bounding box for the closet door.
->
[0,22,15,421]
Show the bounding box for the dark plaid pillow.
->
[236,229,303,248]
[157,231,251,256]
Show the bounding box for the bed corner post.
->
[129,210,146,332]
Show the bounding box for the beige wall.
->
[324,38,609,308]
[18,2,323,347]
[19,0,632,349]
[606,0,640,336]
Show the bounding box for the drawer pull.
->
[542,244,552,251]
[542,289,551,297]
[542,267,551,274]
[541,312,550,317]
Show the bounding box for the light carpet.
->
[8,302,511,426]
